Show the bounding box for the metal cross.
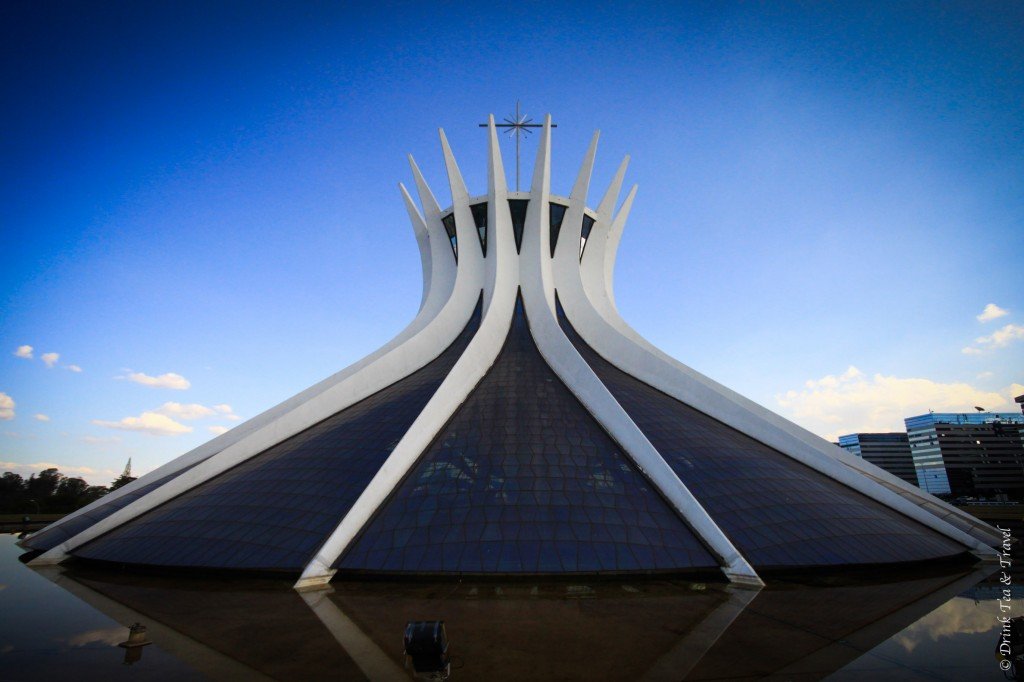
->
[480,101,556,191]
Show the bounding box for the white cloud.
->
[120,371,191,390]
[982,324,1024,348]
[208,425,229,435]
[964,323,1024,355]
[33,414,50,422]
[81,435,122,445]
[0,393,13,421]
[155,402,215,420]
[66,364,83,373]
[92,411,192,436]
[13,345,33,360]
[0,460,98,477]
[776,366,1012,441]
[40,352,59,368]
[67,627,127,648]
[894,596,1008,653]
[213,403,241,421]
[977,371,994,379]
[977,303,1009,322]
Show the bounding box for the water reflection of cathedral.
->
[38,564,991,681]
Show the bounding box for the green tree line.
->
[0,467,136,514]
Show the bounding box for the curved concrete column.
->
[572,151,996,555]
[24,154,460,553]
[31,132,485,567]
[521,120,762,588]
[295,117,521,589]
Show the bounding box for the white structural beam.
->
[295,117,520,589]
[400,183,433,313]
[586,185,997,547]
[574,153,997,556]
[31,132,483,566]
[520,119,762,588]
[408,153,458,319]
[23,155,458,553]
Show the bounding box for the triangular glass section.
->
[21,462,202,553]
[549,202,567,257]
[579,214,595,260]
[71,297,484,571]
[338,293,718,574]
[441,213,458,260]
[470,202,487,257]
[555,296,968,568]
[508,199,528,254]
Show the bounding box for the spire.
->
[408,154,440,220]
[570,130,599,204]
[438,128,470,204]
[400,182,432,311]
[597,155,630,219]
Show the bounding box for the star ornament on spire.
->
[479,101,556,191]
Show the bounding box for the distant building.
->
[838,433,917,485]
[1016,394,1024,416]
[905,412,1024,498]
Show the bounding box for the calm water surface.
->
[0,534,1017,680]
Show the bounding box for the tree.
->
[26,468,63,506]
[109,473,136,491]
[51,476,106,512]
[0,467,113,514]
[0,472,27,513]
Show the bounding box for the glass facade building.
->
[837,433,917,485]
[905,413,1024,498]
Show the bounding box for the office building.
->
[838,433,917,484]
[906,412,1024,498]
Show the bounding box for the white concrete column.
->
[294,116,521,589]
[572,155,997,554]
[519,119,762,588]
[31,135,486,567]
[27,153,464,553]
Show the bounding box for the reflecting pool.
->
[0,534,1017,680]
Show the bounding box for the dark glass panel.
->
[508,199,529,253]
[21,463,200,552]
[549,203,567,257]
[555,297,967,568]
[71,298,484,571]
[441,213,458,259]
[338,294,718,574]
[579,215,596,260]
[470,202,487,257]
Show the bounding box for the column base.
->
[722,568,765,589]
[294,570,336,592]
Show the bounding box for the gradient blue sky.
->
[2,1,1022,484]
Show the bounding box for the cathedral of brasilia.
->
[22,114,999,591]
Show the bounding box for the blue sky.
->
[2,1,1022,484]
